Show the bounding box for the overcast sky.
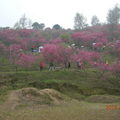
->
[0,0,120,29]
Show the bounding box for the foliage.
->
[107,4,120,24]
[91,15,100,26]
[14,14,32,29]
[74,13,87,30]
[53,24,61,29]
[32,22,45,30]
[0,23,120,76]
[16,53,37,68]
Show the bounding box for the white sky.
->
[0,0,120,29]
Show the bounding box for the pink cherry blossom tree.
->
[16,53,36,69]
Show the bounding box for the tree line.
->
[0,4,120,30]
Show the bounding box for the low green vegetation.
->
[0,69,120,102]
[0,69,120,120]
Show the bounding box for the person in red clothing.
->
[39,61,45,71]
[31,45,35,52]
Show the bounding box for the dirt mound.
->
[85,95,120,103]
[4,88,70,109]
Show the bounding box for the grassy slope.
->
[0,69,120,100]
[0,69,120,120]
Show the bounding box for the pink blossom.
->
[16,53,36,68]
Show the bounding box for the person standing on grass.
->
[77,60,83,69]
[49,62,55,71]
[39,61,45,71]
[31,45,35,52]
[68,61,71,69]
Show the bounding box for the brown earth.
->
[86,95,120,103]
[2,87,71,110]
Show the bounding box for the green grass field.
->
[0,69,120,120]
[0,100,120,120]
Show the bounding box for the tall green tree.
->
[53,24,61,29]
[32,22,45,30]
[39,23,45,29]
[107,4,120,41]
[91,15,100,26]
[32,22,40,29]
[14,14,32,29]
[27,19,33,29]
[74,13,87,30]
[107,4,120,24]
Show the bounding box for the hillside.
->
[0,70,120,120]
[0,69,120,101]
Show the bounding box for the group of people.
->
[39,60,83,71]
[39,61,55,71]
[31,45,43,53]
[76,61,83,69]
